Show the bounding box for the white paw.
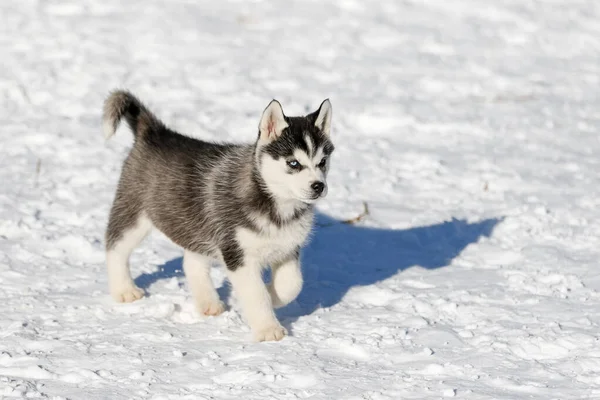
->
[197,300,226,316]
[111,286,145,303]
[254,324,287,342]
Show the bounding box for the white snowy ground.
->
[1,0,600,398]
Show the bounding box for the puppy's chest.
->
[236,214,313,264]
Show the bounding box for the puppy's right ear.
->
[258,100,288,142]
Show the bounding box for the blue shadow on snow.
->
[135,213,501,317]
[292,213,500,318]
[135,258,183,291]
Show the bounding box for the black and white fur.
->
[103,90,334,341]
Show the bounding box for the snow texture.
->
[1,0,600,398]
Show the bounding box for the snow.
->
[1,0,600,398]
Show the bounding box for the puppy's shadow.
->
[281,214,501,321]
[134,258,232,302]
[135,258,183,290]
[135,213,501,324]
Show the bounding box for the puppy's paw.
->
[198,300,226,316]
[111,286,145,303]
[254,324,287,342]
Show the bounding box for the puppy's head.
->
[256,99,334,204]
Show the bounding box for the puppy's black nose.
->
[311,181,325,195]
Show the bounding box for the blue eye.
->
[287,159,301,169]
[318,158,327,168]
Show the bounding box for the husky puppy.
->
[103,90,334,341]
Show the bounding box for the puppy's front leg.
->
[268,255,303,308]
[226,258,286,342]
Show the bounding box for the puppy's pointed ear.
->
[310,99,332,137]
[259,100,288,142]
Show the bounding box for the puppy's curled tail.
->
[103,90,163,140]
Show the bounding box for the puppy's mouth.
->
[296,195,318,204]
[302,191,327,203]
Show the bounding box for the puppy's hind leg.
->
[183,250,225,316]
[106,208,152,303]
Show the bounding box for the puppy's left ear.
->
[310,99,332,137]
